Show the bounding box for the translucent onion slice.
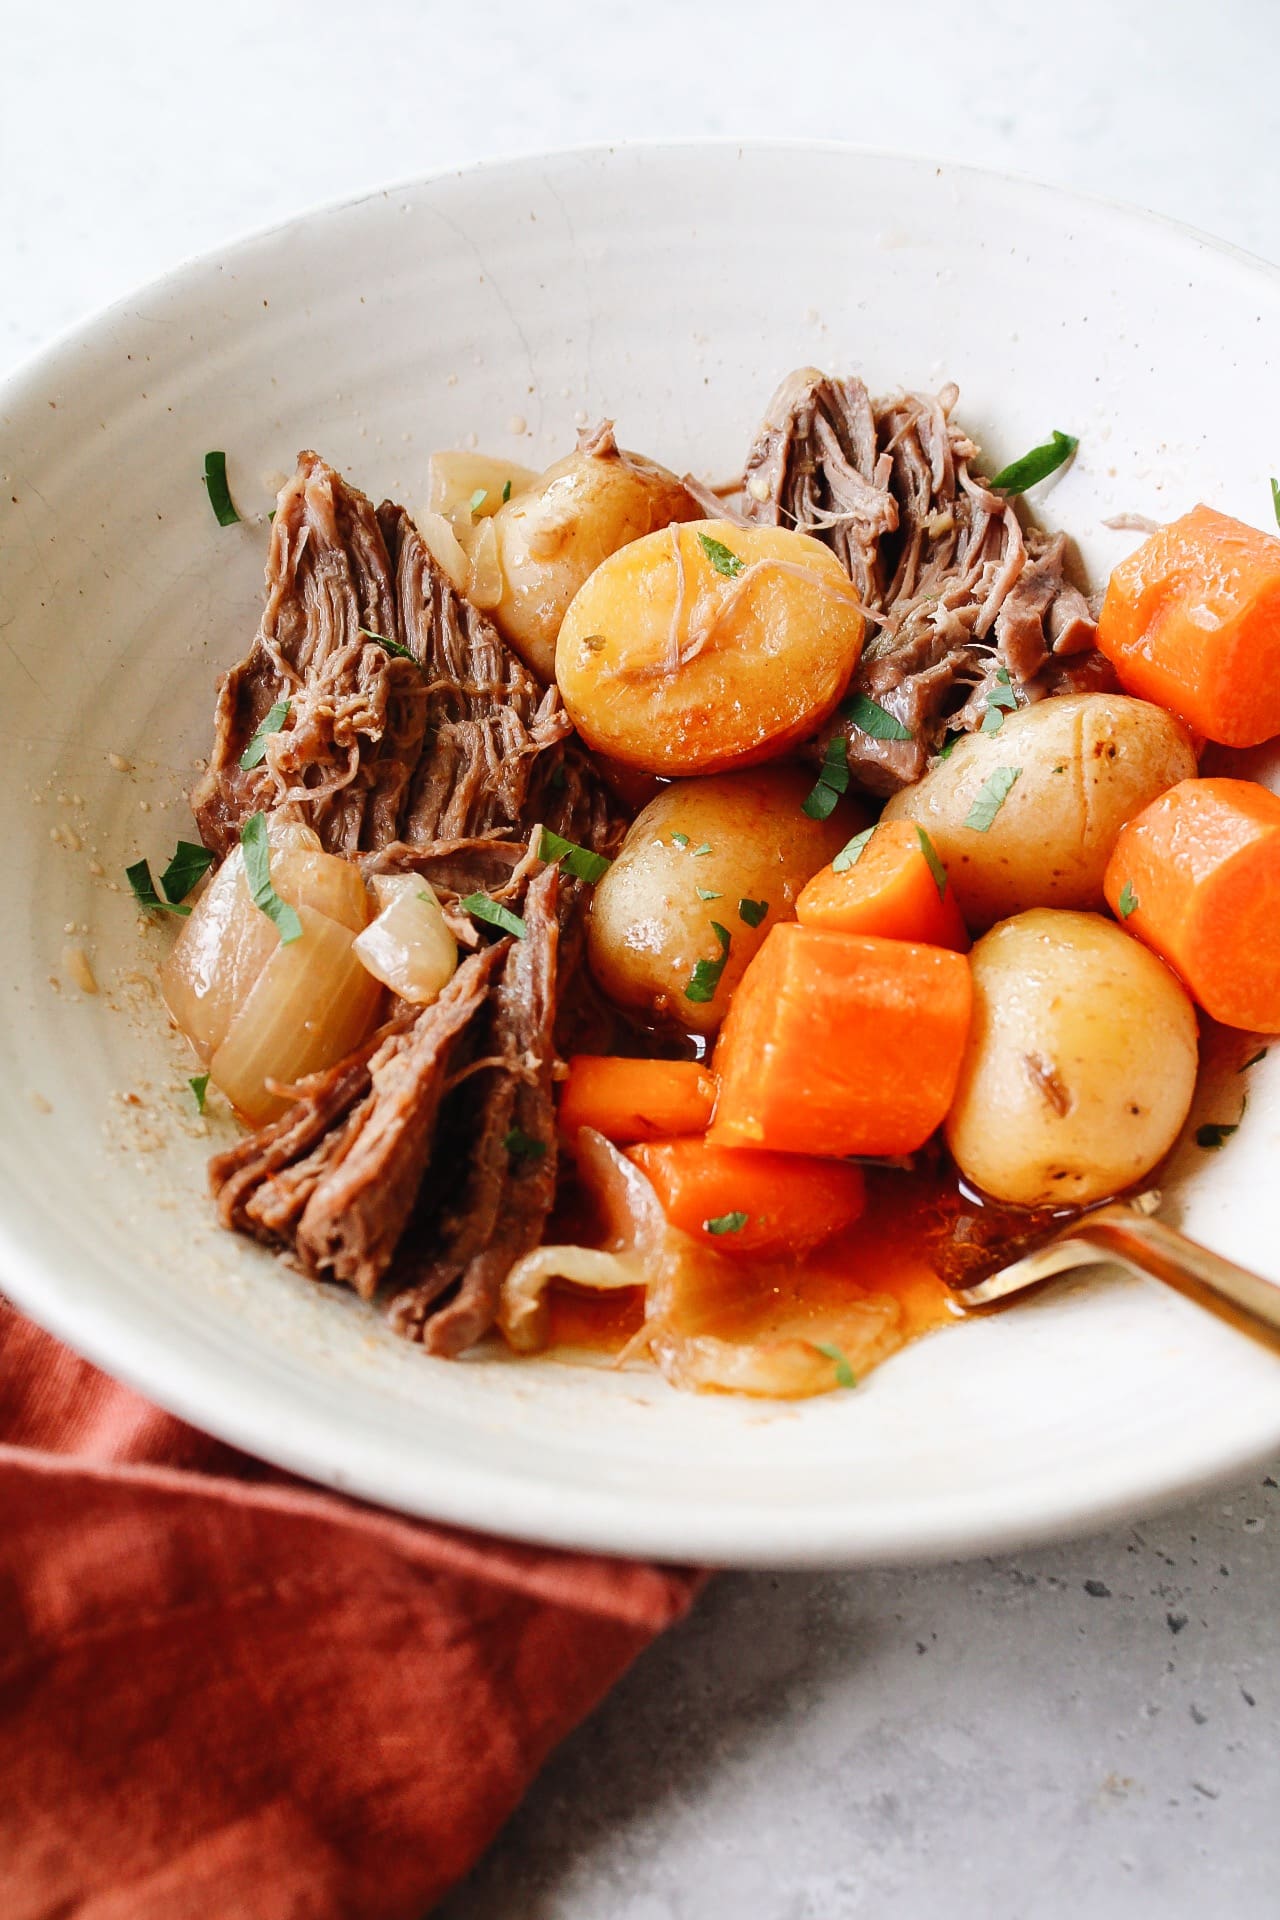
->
[352,874,458,1004]
[467,517,504,609]
[210,904,384,1124]
[161,819,369,1061]
[500,1128,904,1397]
[413,510,470,593]
[427,450,537,533]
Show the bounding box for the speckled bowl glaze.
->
[2,144,1279,1565]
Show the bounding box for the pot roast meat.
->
[388,863,562,1356]
[739,369,1110,793]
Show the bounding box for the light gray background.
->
[4,2,1277,1913]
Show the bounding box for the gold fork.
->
[949,1190,1280,1355]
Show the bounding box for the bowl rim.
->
[4,139,1280,1567]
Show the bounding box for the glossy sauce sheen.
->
[544,1164,965,1363]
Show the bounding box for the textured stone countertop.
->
[5,2,1278,1912]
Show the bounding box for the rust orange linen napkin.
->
[0,1301,702,1919]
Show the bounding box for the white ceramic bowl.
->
[3,144,1280,1566]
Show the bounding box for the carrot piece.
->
[709,924,973,1158]
[1104,776,1280,1030]
[559,1055,717,1147]
[796,820,970,950]
[1097,505,1280,747]
[627,1137,865,1257]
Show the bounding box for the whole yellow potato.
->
[557,520,866,776]
[588,768,862,1035]
[946,909,1197,1208]
[882,693,1197,931]
[488,442,698,679]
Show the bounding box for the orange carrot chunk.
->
[709,924,973,1158]
[559,1055,717,1147]
[1103,776,1280,1030]
[627,1137,866,1257]
[796,820,970,950]
[1097,505,1280,747]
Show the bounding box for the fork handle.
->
[1077,1206,1280,1355]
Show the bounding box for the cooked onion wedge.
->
[353,875,458,1004]
[427,451,538,533]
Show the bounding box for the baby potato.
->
[558,521,866,776]
[489,442,698,679]
[882,693,1196,931]
[588,768,861,1035]
[946,909,1197,1208]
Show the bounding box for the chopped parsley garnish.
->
[469,488,488,515]
[203,450,240,527]
[811,1341,857,1389]
[501,478,512,504]
[538,827,611,884]
[1272,477,1280,529]
[935,731,962,761]
[803,736,850,820]
[691,842,712,858]
[841,692,914,742]
[1240,1048,1269,1072]
[696,531,746,578]
[671,832,690,848]
[189,1073,210,1114]
[989,430,1078,495]
[1117,881,1139,920]
[126,855,194,917]
[504,1126,547,1162]
[359,626,417,664]
[239,698,291,770]
[915,828,948,899]
[696,887,722,902]
[460,892,528,939]
[963,765,1021,831]
[738,897,769,928]
[704,1211,748,1235]
[979,668,1019,735]
[832,825,876,873]
[685,921,731,1004]
[240,811,303,944]
[1196,1121,1238,1149]
[159,840,215,905]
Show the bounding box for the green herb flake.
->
[915,827,948,899]
[738,897,769,928]
[189,1073,210,1114]
[504,1126,547,1162]
[501,479,512,504]
[1196,1121,1239,1150]
[538,827,611,884]
[963,765,1021,832]
[1240,1048,1269,1072]
[989,430,1078,495]
[239,698,291,770]
[159,840,215,906]
[240,811,303,944]
[1272,477,1280,530]
[469,488,488,516]
[980,673,1019,734]
[670,832,690,848]
[704,1211,749,1235]
[935,731,962,761]
[203,450,240,527]
[685,921,731,1004]
[832,826,876,873]
[125,857,190,917]
[460,892,528,939]
[691,842,713,858]
[696,531,746,578]
[548,761,567,791]
[803,736,850,821]
[841,692,914,741]
[1117,881,1139,920]
[696,887,723,901]
[811,1341,857,1389]
[359,626,417,663]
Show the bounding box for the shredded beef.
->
[739,369,1112,793]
